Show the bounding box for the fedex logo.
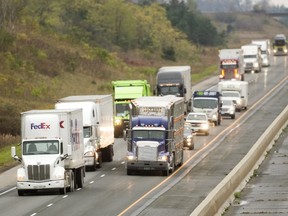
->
[31,123,50,130]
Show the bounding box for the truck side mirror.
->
[11,146,22,162]
[123,130,127,141]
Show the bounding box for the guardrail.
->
[190,105,288,216]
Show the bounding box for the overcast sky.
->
[269,0,288,7]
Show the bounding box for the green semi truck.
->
[112,80,151,138]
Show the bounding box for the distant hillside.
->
[0,1,288,141]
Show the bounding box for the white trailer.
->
[218,80,248,111]
[11,109,85,196]
[55,95,114,171]
[241,44,262,73]
[251,39,271,67]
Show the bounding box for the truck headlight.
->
[158,155,168,161]
[127,155,137,161]
[253,62,259,67]
[115,119,122,126]
[84,151,94,157]
[54,170,64,180]
[201,123,209,130]
[17,173,25,181]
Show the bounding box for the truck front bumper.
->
[126,160,169,172]
[84,156,95,166]
[17,179,65,190]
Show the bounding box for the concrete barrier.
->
[190,105,288,216]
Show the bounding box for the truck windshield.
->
[275,40,286,46]
[221,64,237,69]
[84,126,92,138]
[23,140,59,155]
[133,130,165,140]
[243,55,257,59]
[159,86,180,96]
[222,92,240,97]
[193,99,217,109]
[116,103,130,116]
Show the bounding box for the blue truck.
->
[125,95,185,176]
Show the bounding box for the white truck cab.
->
[241,44,262,73]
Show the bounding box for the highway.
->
[0,55,288,216]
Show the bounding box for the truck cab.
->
[156,66,192,114]
[273,34,288,56]
[241,44,262,73]
[112,80,151,138]
[192,91,222,126]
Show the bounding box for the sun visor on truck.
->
[115,86,144,99]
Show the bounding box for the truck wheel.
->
[59,187,66,195]
[106,145,114,162]
[127,169,132,175]
[76,168,84,188]
[96,151,102,168]
[169,154,175,174]
[231,114,235,119]
[162,169,169,176]
[18,190,24,196]
[67,172,74,192]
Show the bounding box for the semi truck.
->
[218,80,248,111]
[192,91,222,126]
[273,34,288,56]
[112,80,151,138]
[218,49,244,81]
[241,44,262,73]
[251,39,271,66]
[125,95,185,176]
[155,66,192,114]
[11,109,85,196]
[55,95,114,171]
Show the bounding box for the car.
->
[183,124,194,150]
[185,112,209,135]
[221,99,236,119]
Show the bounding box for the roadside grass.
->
[0,144,21,172]
[192,65,218,84]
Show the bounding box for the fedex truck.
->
[11,109,85,196]
[55,95,114,171]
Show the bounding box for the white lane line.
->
[112,168,116,171]
[100,174,105,178]
[47,203,53,207]
[0,187,16,196]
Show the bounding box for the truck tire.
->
[18,190,24,196]
[75,168,84,188]
[162,169,169,176]
[169,154,175,174]
[96,151,102,168]
[127,168,132,175]
[59,186,66,195]
[231,114,235,119]
[67,171,74,192]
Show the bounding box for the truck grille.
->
[246,63,253,67]
[137,145,158,161]
[27,164,50,180]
